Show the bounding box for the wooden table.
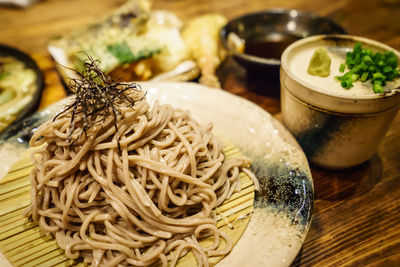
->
[1,0,399,266]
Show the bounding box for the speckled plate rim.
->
[0,82,313,267]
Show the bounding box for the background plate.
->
[0,44,44,131]
[0,82,313,267]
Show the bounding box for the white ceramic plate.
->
[0,82,313,267]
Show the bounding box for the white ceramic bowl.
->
[280,34,400,169]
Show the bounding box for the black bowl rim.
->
[0,44,45,127]
[220,8,347,67]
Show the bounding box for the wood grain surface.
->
[1,0,400,266]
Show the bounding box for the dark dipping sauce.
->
[244,32,300,60]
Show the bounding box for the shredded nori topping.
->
[54,55,142,148]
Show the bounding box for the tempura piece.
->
[182,14,227,88]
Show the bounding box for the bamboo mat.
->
[0,144,254,267]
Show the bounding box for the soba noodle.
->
[25,89,251,267]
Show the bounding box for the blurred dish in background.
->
[0,44,44,133]
[48,0,228,89]
[220,9,347,80]
[0,0,39,8]
[48,0,196,85]
[182,14,227,88]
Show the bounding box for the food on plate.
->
[25,58,252,266]
[226,32,245,54]
[307,47,331,77]
[49,0,229,88]
[50,0,190,83]
[336,42,400,93]
[182,14,227,88]
[0,56,37,132]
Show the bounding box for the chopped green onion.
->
[373,82,383,93]
[354,42,362,54]
[341,80,353,89]
[339,63,346,73]
[362,55,372,64]
[336,42,400,93]
[360,72,369,81]
[364,48,372,55]
[351,74,359,82]
[372,72,386,81]
[383,66,393,73]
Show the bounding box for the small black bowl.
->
[220,9,346,79]
[0,44,44,128]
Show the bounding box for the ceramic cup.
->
[280,35,400,169]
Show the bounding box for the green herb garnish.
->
[107,43,136,64]
[339,63,346,73]
[107,42,161,65]
[336,42,400,93]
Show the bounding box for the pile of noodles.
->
[25,89,251,267]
